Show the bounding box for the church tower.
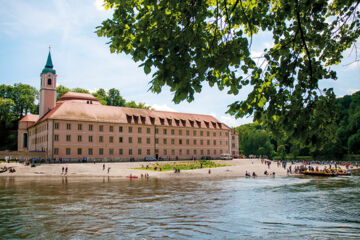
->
[39,51,57,118]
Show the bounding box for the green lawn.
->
[135,160,228,171]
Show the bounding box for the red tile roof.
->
[36,101,229,130]
[59,92,99,101]
[19,114,39,122]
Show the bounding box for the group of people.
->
[103,164,111,173]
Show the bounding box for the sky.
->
[0,0,359,127]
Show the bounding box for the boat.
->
[126,175,138,178]
[300,170,338,176]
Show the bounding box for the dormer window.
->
[48,78,52,85]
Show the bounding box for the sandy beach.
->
[0,158,358,179]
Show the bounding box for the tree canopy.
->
[97,0,360,147]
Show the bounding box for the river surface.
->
[0,173,359,240]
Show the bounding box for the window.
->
[78,135,82,142]
[147,149,151,155]
[78,124,82,130]
[99,136,103,142]
[186,130,190,136]
[147,128,151,134]
[146,138,150,144]
[226,141,228,146]
[200,140,203,145]
[66,135,71,142]
[186,139,190,145]
[179,130,182,135]
[128,127,132,133]
[155,128,159,134]
[55,135,59,141]
[48,78,52,85]
[109,149,114,155]
[66,148,71,155]
[171,129,175,135]
[138,127,142,133]
[220,149,223,154]
[193,139,197,145]
[207,131,210,136]
[89,136,93,142]
[187,149,190,155]
[200,150,204,155]
[138,149,142,155]
[193,130,197,136]
[171,149,175,155]
[220,140,222,145]
[213,132,216,137]
[110,126,113,132]
[155,138,159,144]
[200,131,203,136]
[179,139,182,145]
[119,149,123,155]
[129,149,133,155]
[164,149,167,155]
[119,126,123,132]
[99,148,103,155]
[89,124,93,131]
[99,125,103,132]
[128,137,132,143]
[179,149,182,155]
[220,132,222,136]
[54,123,59,129]
[66,123,71,130]
[213,140,216,145]
[138,137,142,143]
[163,138,167,144]
[163,129,167,135]
[207,150,210,155]
[77,148,82,155]
[171,139,175,145]
[214,149,217,154]
[54,148,59,155]
[109,136,113,143]
[119,137,123,143]
[88,148,93,155]
[207,140,210,145]
[194,149,197,155]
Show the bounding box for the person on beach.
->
[252,172,257,177]
[65,167,68,175]
[107,167,110,174]
[208,169,211,174]
[245,171,250,177]
[103,164,105,171]
[62,167,64,174]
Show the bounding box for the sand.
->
[0,159,358,179]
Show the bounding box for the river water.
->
[0,173,359,239]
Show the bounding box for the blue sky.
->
[1,0,359,127]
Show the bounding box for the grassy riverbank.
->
[135,160,228,171]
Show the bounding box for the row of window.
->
[31,135,48,144]
[54,148,223,156]
[54,135,228,146]
[54,122,228,137]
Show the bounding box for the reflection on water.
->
[0,173,360,239]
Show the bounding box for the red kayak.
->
[126,175,138,178]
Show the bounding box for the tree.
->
[11,84,38,119]
[93,88,107,105]
[56,85,71,100]
[72,87,90,94]
[0,98,15,128]
[107,88,126,106]
[124,100,151,109]
[97,0,360,148]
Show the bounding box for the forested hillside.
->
[235,91,360,159]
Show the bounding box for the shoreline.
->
[1,159,358,179]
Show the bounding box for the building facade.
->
[18,52,239,160]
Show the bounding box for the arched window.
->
[48,78,52,85]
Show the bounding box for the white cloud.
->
[94,0,105,11]
[346,61,360,70]
[346,88,360,95]
[151,104,177,112]
[220,115,253,127]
